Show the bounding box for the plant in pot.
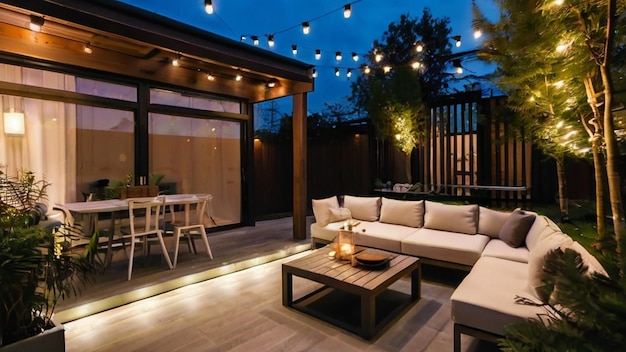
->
[0,170,100,351]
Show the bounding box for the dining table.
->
[62,194,211,266]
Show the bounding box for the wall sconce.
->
[4,110,25,135]
[29,15,45,32]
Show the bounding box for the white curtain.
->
[0,64,76,206]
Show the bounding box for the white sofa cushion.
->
[525,214,560,251]
[310,221,345,243]
[499,209,536,248]
[423,201,478,235]
[353,221,420,253]
[328,207,351,223]
[481,239,529,263]
[343,195,381,221]
[311,196,339,226]
[478,207,511,238]
[379,197,424,228]
[401,228,489,266]
[451,256,548,336]
[569,241,608,277]
[527,232,573,302]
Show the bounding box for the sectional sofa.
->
[310,195,608,351]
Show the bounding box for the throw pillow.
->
[423,201,478,234]
[343,195,381,221]
[499,209,536,248]
[328,207,352,223]
[379,198,424,228]
[478,207,511,238]
[311,196,339,227]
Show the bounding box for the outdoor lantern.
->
[3,110,25,135]
[337,229,355,260]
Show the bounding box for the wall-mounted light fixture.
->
[266,80,277,88]
[29,15,45,32]
[4,109,25,135]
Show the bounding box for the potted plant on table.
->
[0,170,100,351]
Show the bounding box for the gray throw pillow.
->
[499,209,536,248]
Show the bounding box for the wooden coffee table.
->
[282,247,421,340]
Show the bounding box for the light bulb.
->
[315,49,321,60]
[344,4,352,18]
[352,52,358,61]
[302,22,310,35]
[204,0,214,14]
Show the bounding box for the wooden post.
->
[292,93,307,240]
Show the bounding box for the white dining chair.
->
[125,196,173,280]
[172,194,213,267]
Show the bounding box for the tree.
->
[473,0,591,217]
[350,9,453,182]
[473,0,626,349]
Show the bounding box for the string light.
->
[344,4,352,18]
[312,69,318,78]
[302,22,310,35]
[315,49,321,60]
[251,35,259,46]
[267,34,275,47]
[292,44,298,55]
[204,0,214,14]
[415,41,424,52]
[375,53,383,62]
[473,28,482,39]
[347,68,352,78]
[352,52,359,61]
[383,65,392,73]
[335,51,342,61]
[240,35,246,42]
[411,61,421,70]
[362,65,371,74]
[452,59,463,74]
[335,68,340,77]
[452,35,462,47]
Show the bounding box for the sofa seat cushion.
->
[354,221,419,253]
[451,256,547,336]
[481,239,529,263]
[401,228,490,266]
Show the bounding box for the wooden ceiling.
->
[0,0,314,103]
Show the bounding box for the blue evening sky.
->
[118,0,499,115]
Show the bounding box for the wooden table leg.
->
[361,292,375,340]
[411,263,422,301]
[282,268,293,307]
